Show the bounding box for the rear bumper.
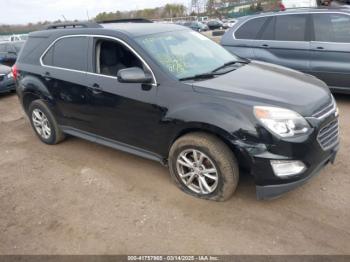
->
[256,148,338,200]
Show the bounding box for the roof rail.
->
[46,22,102,30]
[99,18,153,24]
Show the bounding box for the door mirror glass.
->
[117,67,153,84]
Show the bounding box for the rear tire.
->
[28,100,65,145]
[169,132,239,201]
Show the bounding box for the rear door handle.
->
[43,71,51,80]
[90,83,103,94]
[315,46,325,50]
[261,44,269,48]
[92,83,100,89]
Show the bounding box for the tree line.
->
[0,1,278,34]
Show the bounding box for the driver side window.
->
[94,39,144,77]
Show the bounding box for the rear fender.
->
[19,75,53,112]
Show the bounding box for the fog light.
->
[270,160,306,177]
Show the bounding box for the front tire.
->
[169,132,239,201]
[28,100,65,145]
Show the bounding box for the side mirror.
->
[117,67,153,84]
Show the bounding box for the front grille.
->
[317,119,339,151]
[0,74,4,82]
[312,97,336,119]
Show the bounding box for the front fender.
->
[165,102,257,140]
[163,102,264,168]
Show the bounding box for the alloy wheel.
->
[32,108,51,139]
[176,149,219,195]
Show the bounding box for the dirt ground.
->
[0,92,349,255]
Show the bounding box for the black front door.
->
[84,37,162,152]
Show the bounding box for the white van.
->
[281,0,318,8]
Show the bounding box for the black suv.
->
[14,21,339,201]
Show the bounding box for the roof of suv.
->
[100,22,187,37]
[30,22,187,39]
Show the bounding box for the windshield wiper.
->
[212,60,249,73]
[179,72,215,81]
[179,60,249,81]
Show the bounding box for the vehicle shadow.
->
[0,91,15,98]
[333,93,350,103]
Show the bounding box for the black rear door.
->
[41,36,90,129]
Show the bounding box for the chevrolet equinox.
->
[14,21,340,201]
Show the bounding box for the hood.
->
[192,60,331,116]
[0,65,11,75]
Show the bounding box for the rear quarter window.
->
[17,36,49,65]
[235,17,268,40]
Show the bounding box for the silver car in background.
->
[221,8,350,94]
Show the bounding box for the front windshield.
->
[136,30,239,79]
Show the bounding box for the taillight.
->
[12,64,18,80]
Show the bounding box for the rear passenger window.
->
[42,37,88,71]
[275,14,307,41]
[235,17,268,40]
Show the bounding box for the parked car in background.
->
[0,65,15,93]
[207,20,225,30]
[8,34,28,42]
[222,19,237,28]
[0,41,24,67]
[15,21,338,201]
[221,8,350,94]
[184,21,209,32]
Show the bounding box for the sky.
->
[0,0,189,25]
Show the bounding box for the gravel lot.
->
[0,90,349,255]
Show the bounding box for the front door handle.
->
[261,44,269,48]
[315,46,325,50]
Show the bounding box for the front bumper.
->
[256,147,338,200]
[233,112,339,200]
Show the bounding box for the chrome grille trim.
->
[317,119,339,151]
[312,97,336,120]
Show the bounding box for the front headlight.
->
[254,106,310,138]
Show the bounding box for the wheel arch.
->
[20,75,52,113]
[168,123,252,170]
